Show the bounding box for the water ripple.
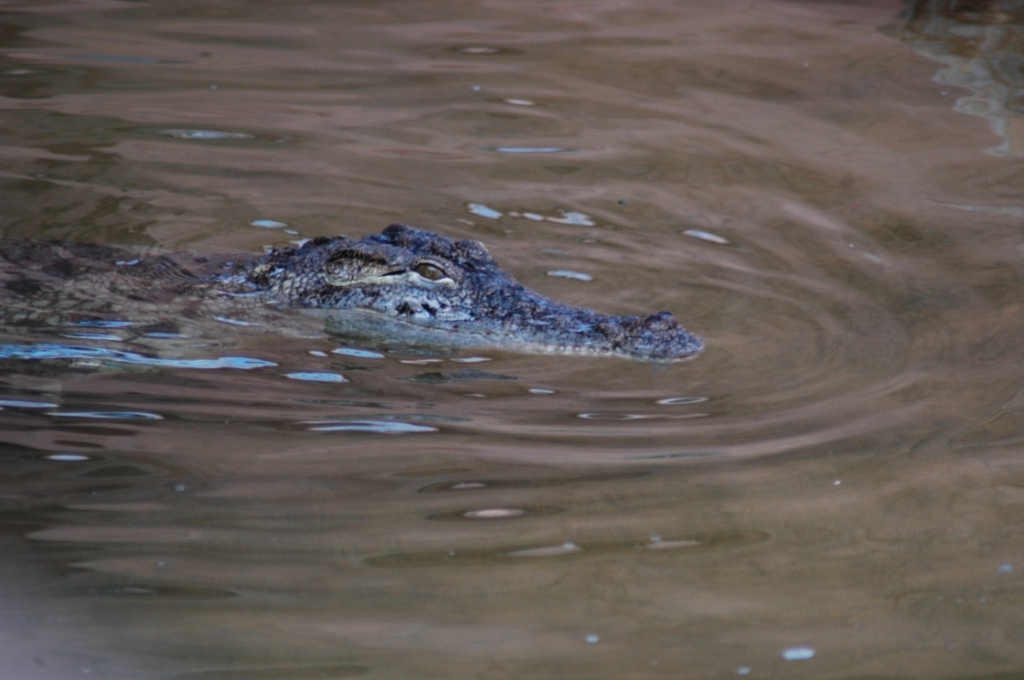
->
[484,146,579,153]
[305,420,438,434]
[48,411,163,420]
[332,347,385,359]
[0,399,59,409]
[285,372,347,383]
[0,344,276,370]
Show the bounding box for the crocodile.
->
[0,224,703,362]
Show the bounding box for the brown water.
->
[3,0,1024,678]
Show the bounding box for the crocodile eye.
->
[413,262,447,281]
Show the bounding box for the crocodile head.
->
[242,224,703,361]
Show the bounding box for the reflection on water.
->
[886,0,1024,155]
[3,0,1024,678]
[0,343,278,370]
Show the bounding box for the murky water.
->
[3,0,1024,678]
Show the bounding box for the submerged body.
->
[0,225,702,361]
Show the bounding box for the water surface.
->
[3,0,1024,678]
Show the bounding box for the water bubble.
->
[999,563,1014,573]
[459,46,499,54]
[737,666,751,675]
[523,212,544,221]
[585,634,600,644]
[451,482,486,490]
[251,219,287,228]
[528,388,555,395]
[505,98,535,106]
[308,350,328,358]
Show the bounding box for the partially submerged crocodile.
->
[0,224,702,361]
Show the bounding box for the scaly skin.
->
[0,225,703,361]
[241,224,703,361]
